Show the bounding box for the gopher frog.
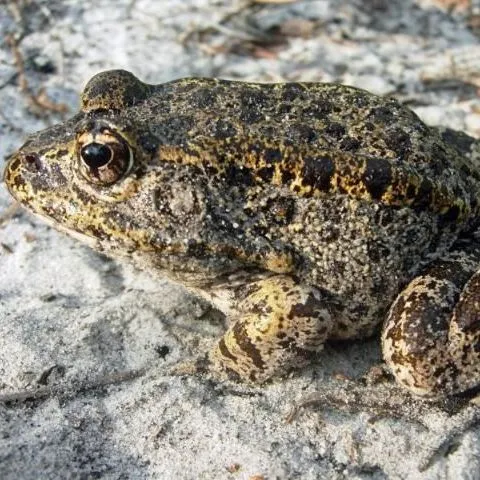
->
[4,70,480,397]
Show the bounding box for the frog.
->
[4,69,480,398]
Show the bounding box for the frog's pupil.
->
[81,143,112,169]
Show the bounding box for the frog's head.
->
[4,70,210,262]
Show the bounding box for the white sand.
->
[1,1,479,478]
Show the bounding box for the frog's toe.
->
[166,354,212,378]
[382,243,480,397]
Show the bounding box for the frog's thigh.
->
[211,275,333,383]
[382,244,480,397]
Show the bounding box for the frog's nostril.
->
[23,153,43,172]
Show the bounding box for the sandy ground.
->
[1,1,480,479]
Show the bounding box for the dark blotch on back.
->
[264,148,282,164]
[429,143,449,173]
[281,169,296,183]
[324,122,346,140]
[239,89,268,123]
[240,89,268,108]
[257,166,274,182]
[281,83,306,102]
[225,164,254,186]
[302,155,335,192]
[340,136,361,151]
[368,106,397,125]
[190,87,218,108]
[211,119,238,139]
[384,128,412,157]
[287,124,317,143]
[362,157,392,200]
[302,99,333,119]
[240,108,263,124]
[352,93,370,108]
[411,178,433,209]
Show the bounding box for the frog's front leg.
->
[210,275,333,383]
[382,242,480,397]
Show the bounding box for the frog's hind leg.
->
[210,275,333,383]
[382,241,480,397]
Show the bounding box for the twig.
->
[5,33,68,115]
[285,379,472,425]
[0,368,146,405]
[179,1,260,45]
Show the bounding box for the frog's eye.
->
[81,143,113,169]
[77,130,133,185]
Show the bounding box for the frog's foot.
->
[209,275,333,383]
[382,241,480,397]
[167,355,211,377]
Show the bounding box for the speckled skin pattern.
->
[4,70,480,397]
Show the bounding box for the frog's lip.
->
[27,207,100,250]
[3,152,24,199]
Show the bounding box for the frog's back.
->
[140,79,451,171]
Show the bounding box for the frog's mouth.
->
[25,204,101,250]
